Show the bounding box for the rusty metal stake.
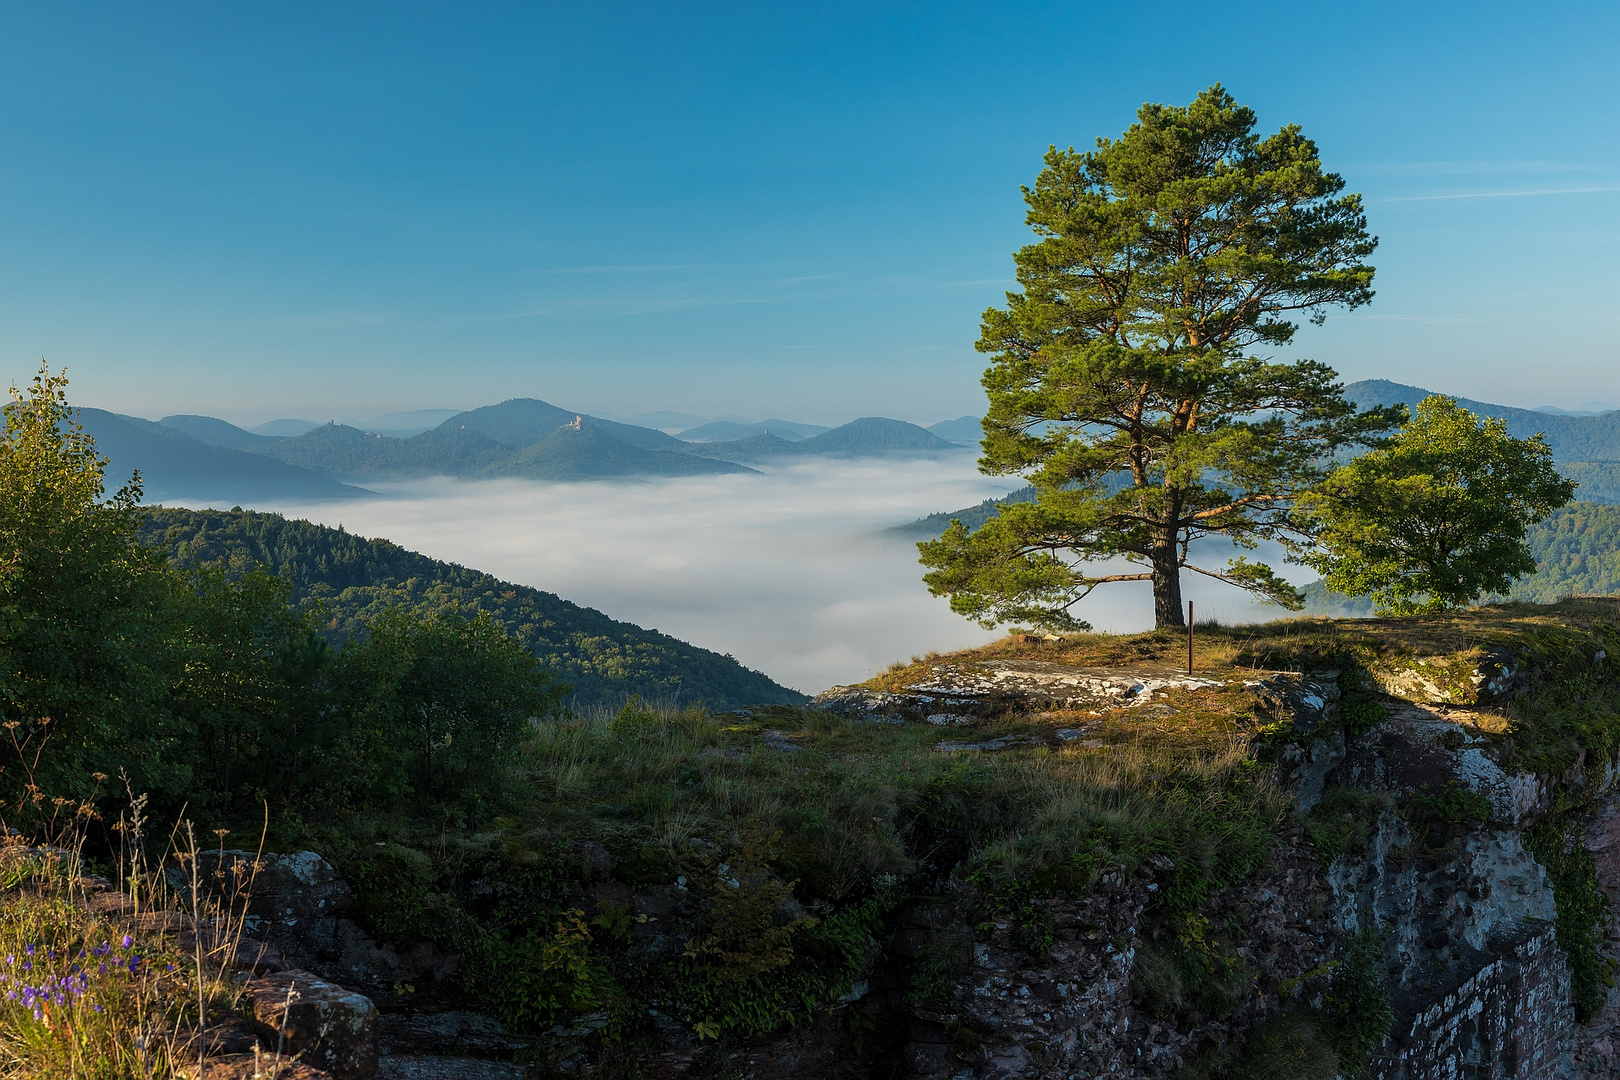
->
[1188,601,1194,674]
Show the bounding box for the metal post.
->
[1188,601,1194,674]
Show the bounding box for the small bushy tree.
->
[0,366,182,800]
[1295,396,1575,614]
[336,608,568,808]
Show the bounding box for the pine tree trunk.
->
[1151,502,1185,629]
[1152,546,1185,629]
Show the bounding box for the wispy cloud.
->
[1378,185,1620,202]
[1354,160,1608,177]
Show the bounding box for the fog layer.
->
[230,457,1301,694]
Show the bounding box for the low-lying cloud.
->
[213,458,1302,695]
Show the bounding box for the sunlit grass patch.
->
[0,854,240,1079]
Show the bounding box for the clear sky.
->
[2,1,1618,426]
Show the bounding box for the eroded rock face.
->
[820,653,1592,1078]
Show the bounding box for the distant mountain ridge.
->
[677,419,829,443]
[1344,380,1620,462]
[684,417,962,462]
[76,409,369,503]
[444,398,687,452]
[483,423,753,480]
[927,416,982,446]
[159,414,281,450]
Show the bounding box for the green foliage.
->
[167,565,337,809]
[1507,501,1620,602]
[0,368,583,823]
[0,366,183,800]
[1525,815,1612,1022]
[475,908,608,1030]
[1405,783,1493,830]
[1495,641,1620,779]
[1132,913,1247,1019]
[139,506,802,711]
[1193,929,1388,1078]
[1304,500,1620,615]
[920,84,1395,630]
[1321,926,1394,1065]
[1222,1010,1341,1080]
[1556,461,1620,505]
[1299,396,1576,615]
[335,608,567,808]
[1336,666,1386,736]
[1305,785,1392,865]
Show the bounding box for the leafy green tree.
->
[168,566,333,809]
[336,608,569,809]
[1295,396,1575,615]
[920,86,1398,630]
[0,365,186,802]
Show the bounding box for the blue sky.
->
[2,1,1618,426]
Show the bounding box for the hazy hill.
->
[807,416,958,453]
[928,416,983,445]
[159,414,280,450]
[485,423,753,480]
[256,422,512,479]
[889,486,1040,537]
[139,507,805,709]
[685,416,964,463]
[357,408,461,436]
[76,408,367,503]
[442,398,683,452]
[1561,461,1620,504]
[679,432,806,461]
[253,419,318,436]
[677,419,829,442]
[256,418,749,481]
[1345,379,1620,462]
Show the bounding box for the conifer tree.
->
[922,86,1399,630]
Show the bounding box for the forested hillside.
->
[138,507,806,709]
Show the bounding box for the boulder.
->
[187,850,354,935]
[242,969,378,1080]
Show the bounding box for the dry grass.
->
[858,598,1620,692]
[0,789,272,1079]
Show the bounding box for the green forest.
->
[138,507,803,711]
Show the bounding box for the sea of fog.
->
[234,457,1304,695]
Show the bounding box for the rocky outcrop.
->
[812,652,1608,1078]
[815,661,1231,723]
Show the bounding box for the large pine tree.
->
[922,86,1399,630]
